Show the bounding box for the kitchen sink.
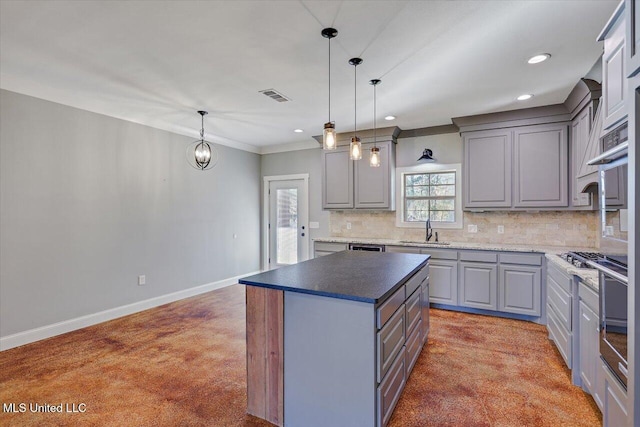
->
[398,240,450,245]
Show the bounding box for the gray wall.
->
[0,90,261,337]
[261,148,330,250]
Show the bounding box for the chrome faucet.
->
[425,218,433,242]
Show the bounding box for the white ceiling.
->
[0,0,619,154]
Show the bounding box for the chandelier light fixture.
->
[349,57,363,160]
[187,110,218,171]
[369,79,381,167]
[322,28,338,150]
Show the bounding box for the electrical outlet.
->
[346,222,352,230]
[138,275,146,286]
[468,224,478,233]
[497,225,504,234]
[605,226,614,236]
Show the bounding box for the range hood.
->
[576,102,603,193]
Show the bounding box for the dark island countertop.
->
[239,251,430,304]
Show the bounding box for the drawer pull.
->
[582,312,591,321]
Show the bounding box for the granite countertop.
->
[545,253,600,292]
[314,237,600,292]
[239,251,429,304]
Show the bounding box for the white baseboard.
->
[0,271,261,351]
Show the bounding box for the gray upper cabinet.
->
[355,141,394,209]
[462,122,570,210]
[626,0,640,77]
[322,139,395,211]
[599,4,627,130]
[463,129,512,208]
[513,123,569,208]
[322,147,353,209]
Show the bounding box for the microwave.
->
[588,122,629,258]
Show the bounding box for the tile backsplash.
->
[330,211,598,248]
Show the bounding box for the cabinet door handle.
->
[582,312,590,321]
[619,363,628,379]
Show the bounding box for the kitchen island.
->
[239,251,430,427]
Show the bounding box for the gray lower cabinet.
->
[459,261,497,310]
[386,245,543,320]
[546,262,574,369]
[421,278,430,345]
[498,264,541,316]
[313,241,348,258]
[377,347,406,427]
[374,263,429,426]
[602,361,628,427]
[513,123,569,208]
[429,260,458,305]
[578,282,600,407]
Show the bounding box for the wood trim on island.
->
[246,286,283,426]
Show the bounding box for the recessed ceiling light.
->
[527,54,550,64]
[517,94,533,101]
[294,129,304,133]
[384,115,396,121]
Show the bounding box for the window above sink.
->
[395,163,463,230]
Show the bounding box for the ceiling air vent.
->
[259,89,291,103]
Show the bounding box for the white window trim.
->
[395,163,463,229]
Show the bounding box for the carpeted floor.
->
[0,284,601,426]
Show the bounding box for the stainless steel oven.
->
[592,259,628,388]
[587,124,629,388]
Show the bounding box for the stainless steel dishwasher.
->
[348,243,385,252]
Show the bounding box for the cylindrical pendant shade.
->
[323,122,337,150]
[350,136,362,160]
[370,146,381,167]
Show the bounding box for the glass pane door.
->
[276,188,298,265]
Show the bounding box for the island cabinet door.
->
[421,278,430,344]
[377,347,406,427]
[377,306,406,383]
[429,260,458,305]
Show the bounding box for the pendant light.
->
[322,28,338,150]
[369,79,381,167]
[187,110,218,171]
[349,57,363,160]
